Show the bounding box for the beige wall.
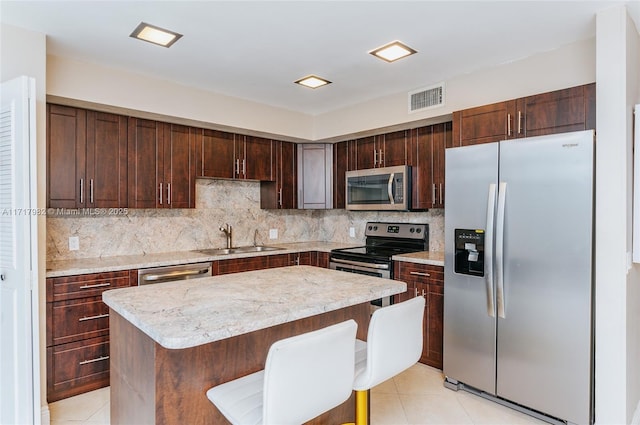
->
[0,23,48,422]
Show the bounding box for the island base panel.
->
[110,304,370,424]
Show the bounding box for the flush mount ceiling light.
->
[130,22,182,48]
[294,75,332,89]
[369,40,417,63]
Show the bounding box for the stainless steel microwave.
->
[345,165,411,211]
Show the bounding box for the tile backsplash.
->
[46,179,444,261]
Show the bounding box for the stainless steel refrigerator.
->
[443,130,594,425]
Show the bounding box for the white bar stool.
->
[352,296,425,425]
[206,319,357,425]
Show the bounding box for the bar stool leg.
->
[355,390,368,425]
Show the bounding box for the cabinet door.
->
[431,123,450,209]
[241,136,273,181]
[86,111,127,208]
[47,105,86,208]
[425,280,444,369]
[516,84,595,138]
[453,100,517,146]
[380,130,407,167]
[410,126,434,210]
[333,141,349,209]
[128,118,162,208]
[354,136,376,170]
[277,141,297,208]
[162,124,196,208]
[200,129,235,179]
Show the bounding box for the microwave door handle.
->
[387,173,395,204]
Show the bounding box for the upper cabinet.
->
[127,119,196,208]
[353,131,407,169]
[332,141,352,209]
[409,123,451,210]
[452,83,596,146]
[297,144,333,209]
[261,141,297,209]
[198,132,273,181]
[47,105,127,209]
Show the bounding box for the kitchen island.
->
[102,265,406,424]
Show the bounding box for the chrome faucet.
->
[219,224,233,249]
[253,228,259,247]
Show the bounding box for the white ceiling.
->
[1,1,638,116]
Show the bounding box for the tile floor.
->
[49,363,546,424]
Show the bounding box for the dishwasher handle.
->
[138,262,212,285]
[141,268,210,282]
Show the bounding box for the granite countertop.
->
[392,250,445,266]
[46,241,359,278]
[102,265,406,350]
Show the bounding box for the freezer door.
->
[496,131,593,424]
[444,143,498,395]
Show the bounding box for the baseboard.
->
[632,400,640,425]
[40,404,50,425]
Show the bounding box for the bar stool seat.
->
[207,319,358,425]
[353,296,425,425]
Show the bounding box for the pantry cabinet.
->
[452,83,596,146]
[393,261,444,369]
[46,270,135,402]
[47,105,127,208]
[261,140,297,209]
[127,119,197,208]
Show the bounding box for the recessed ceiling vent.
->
[408,83,445,113]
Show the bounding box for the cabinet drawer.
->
[47,296,110,346]
[47,336,110,402]
[47,271,130,302]
[395,262,443,285]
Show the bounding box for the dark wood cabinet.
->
[199,129,236,179]
[409,122,451,210]
[261,141,297,209]
[393,262,444,369]
[290,251,330,268]
[452,83,596,146]
[237,135,273,181]
[332,141,351,209]
[353,131,407,169]
[128,119,196,208]
[47,105,127,208]
[46,270,134,402]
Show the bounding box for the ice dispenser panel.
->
[454,229,485,276]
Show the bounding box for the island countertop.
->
[102,265,406,350]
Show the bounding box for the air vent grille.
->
[409,83,445,113]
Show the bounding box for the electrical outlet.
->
[349,227,356,238]
[69,236,79,251]
[269,229,278,239]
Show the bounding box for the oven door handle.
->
[330,258,389,270]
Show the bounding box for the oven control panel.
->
[364,222,429,240]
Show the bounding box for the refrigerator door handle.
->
[387,173,395,204]
[496,181,507,318]
[485,183,497,317]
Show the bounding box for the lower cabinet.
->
[45,251,331,401]
[46,270,135,402]
[393,261,444,369]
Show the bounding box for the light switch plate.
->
[269,229,278,239]
[349,227,356,238]
[69,236,79,251]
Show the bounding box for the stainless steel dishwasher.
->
[137,262,213,285]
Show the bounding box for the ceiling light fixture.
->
[130,22,182,48]
[294,75,332,89]
[369,40,417,63]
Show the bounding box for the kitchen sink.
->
[193,246,284,256]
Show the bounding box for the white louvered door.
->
[0,76,39,425]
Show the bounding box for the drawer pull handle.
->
[79,313,109,322]
[409,271,431,277]
[79,355,109,366]
[79,282,111,289]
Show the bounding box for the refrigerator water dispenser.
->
[454,229,485,276]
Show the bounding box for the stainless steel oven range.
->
[329,222,428,308]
